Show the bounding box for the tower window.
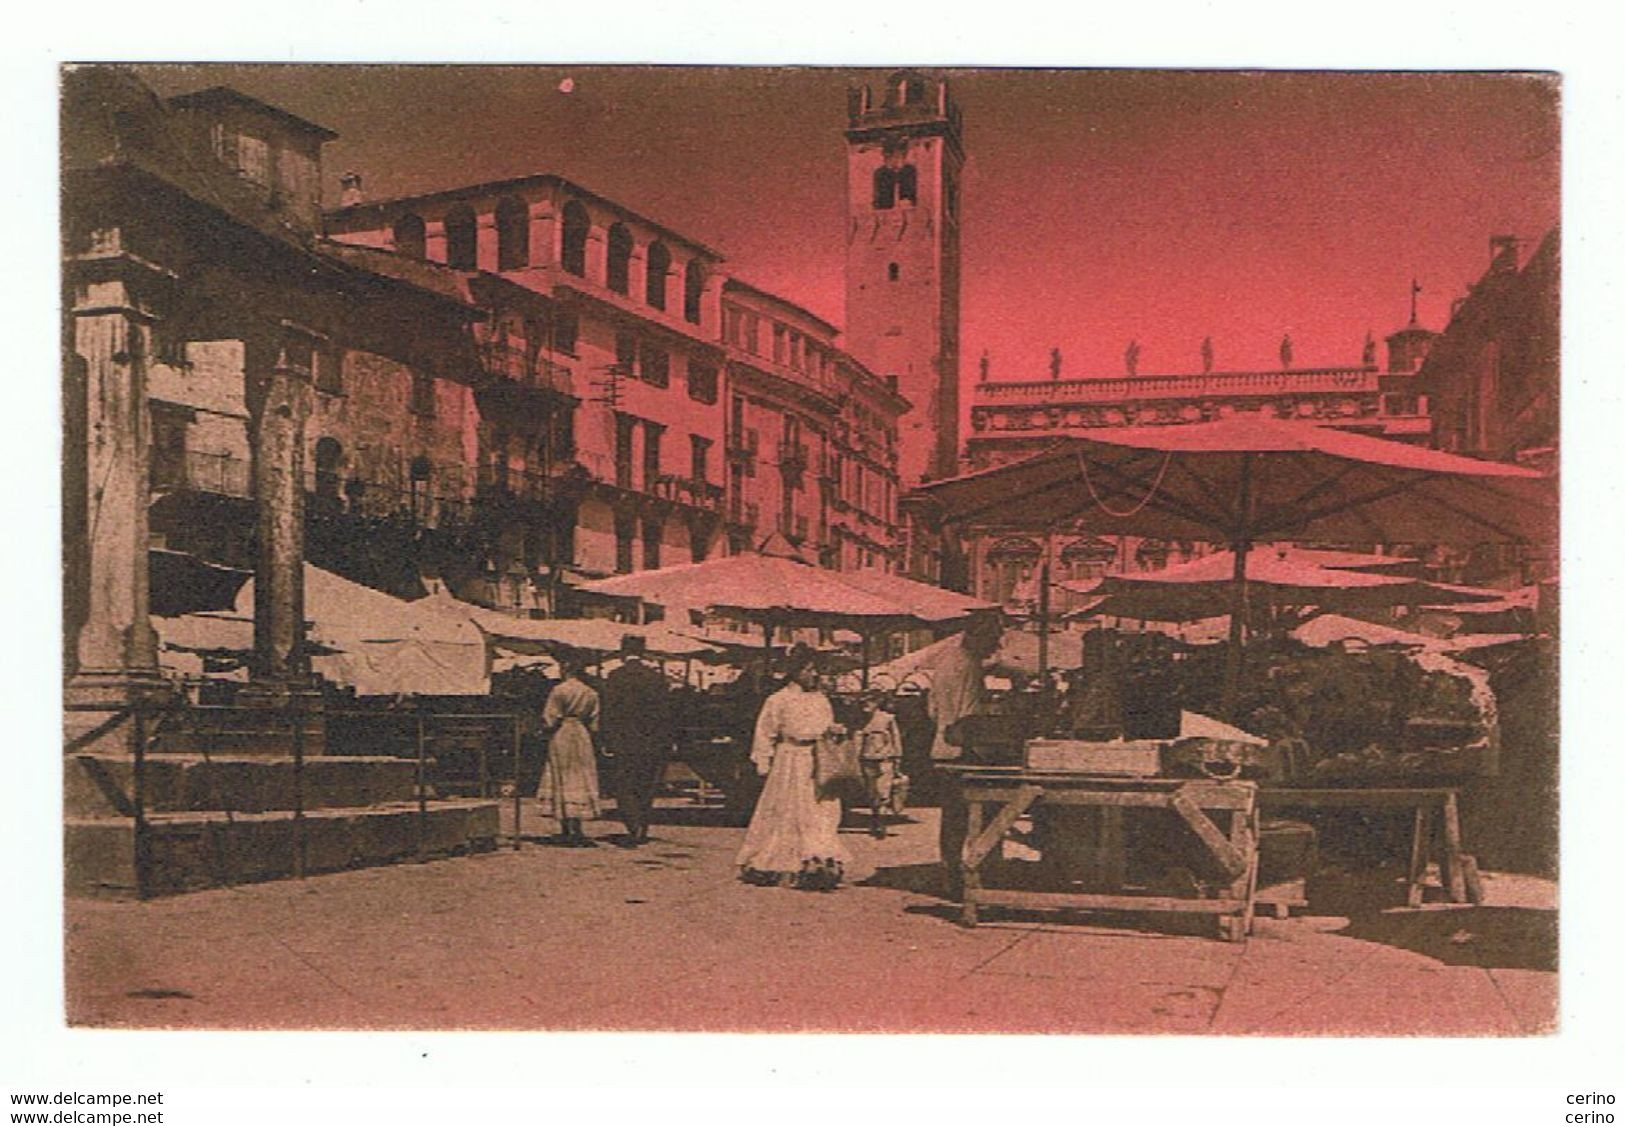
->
[495,195,528,271]
[873,166,896,210]
[887,263,900,282]
[444,204,477,269]
[897,164,918,205]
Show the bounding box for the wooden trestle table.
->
[1258,787,1479,907]
[943,766,1260,942]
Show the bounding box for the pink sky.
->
[131,65,1559,379]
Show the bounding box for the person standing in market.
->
[855,691,907,839]
[536,652,603,847]
[736,644,849,891]
[601,633,674,847]
[926,614,1001,897]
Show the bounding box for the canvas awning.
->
[915,418,1554,545]
[1062,547,1502,623]
[577,550,997,632]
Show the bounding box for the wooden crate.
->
[1023,739,1163,775]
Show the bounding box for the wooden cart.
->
[945,766,1260,942]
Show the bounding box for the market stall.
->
[908,420,1554,921]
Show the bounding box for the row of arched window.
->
[392,197,706,325]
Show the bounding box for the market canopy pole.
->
[1221,452,1254,718]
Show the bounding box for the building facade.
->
[1420,231,1559,470]
[719,280,906,570]
[62,70,502,752]
[957,323,1437,610]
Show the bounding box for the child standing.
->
[856,693,907,839]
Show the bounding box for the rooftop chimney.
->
[339,171,363,208]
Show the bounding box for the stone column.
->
[248,326,314,686]
[63,244,170,755]
[529,202,557,269]
[476,213,499,273]
[424,219,448,265]
[586,224,609,287]
[700,271,725,336]
[628,248,648,306]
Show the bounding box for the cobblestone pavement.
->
[64,801,1557,1034]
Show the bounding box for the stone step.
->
[65,799,502,897]
[65,754,420,817]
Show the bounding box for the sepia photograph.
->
[57,60,1560,1039]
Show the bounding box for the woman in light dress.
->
[536,654,602,847]
[737,645,849,890]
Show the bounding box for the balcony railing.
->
[652,473,724,512]
[151,448,252,499]
[975,367,1380,404]
[312,467,472,526]
[480,342,574,397]
[475,462,580,506]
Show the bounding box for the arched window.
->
[409,455,431,483]
[645,241,670,310]
[873,166,896,210]
[313,437,343,501]
[444,204,477,269]
[903,77,926,105]
[683,259,705,325]
[495,196,528,271]
[392,213,426,259]
[606,223,632,295]
[560,200,590,277]
[887,262,900,282]
[897,164,918,204]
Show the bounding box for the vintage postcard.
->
[58,63,1558,1038]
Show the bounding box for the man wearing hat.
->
[600,633,675,846]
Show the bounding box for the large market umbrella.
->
[577,549,998,687]
[1061,546,1504,624]
[914,418,1554,711]
[868,627,1086,686]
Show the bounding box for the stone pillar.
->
[248,327,314,685]
[586,224,609,287]
[701,271,725,336]
[628,248,648,307]
[425,219,447,265]
[476,213,499,273]
[63,245,170,754]
[529,202,557,269]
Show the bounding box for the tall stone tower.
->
[844,70,964,486]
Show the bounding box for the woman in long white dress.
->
[537,655,602,846]
[737,645,850,890]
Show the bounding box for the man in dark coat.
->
[601,634,674,846]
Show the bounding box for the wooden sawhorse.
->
[1259,787,1480,907]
